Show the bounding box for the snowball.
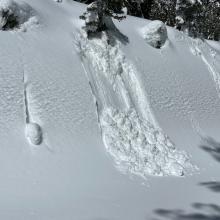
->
[0,0,37,31]
[25,123,42,145]
[141,20,168,49]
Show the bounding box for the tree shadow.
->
[199,181,220,193]
[153,203,220,220]
[200,136,220,163]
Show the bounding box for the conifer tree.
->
[80,0,126,36]
[175,0,202,37]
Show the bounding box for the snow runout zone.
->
[76,31,194,178]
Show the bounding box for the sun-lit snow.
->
[0,0,219,220]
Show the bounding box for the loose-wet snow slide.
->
[0,0,38,32]
[75,31,194,178]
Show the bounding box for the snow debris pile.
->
[141,20,168,49]
[101,108,192,177]
[25,122,42,145]
[23,70,43,146]
[76,32,194,178]
[0,0,38,31]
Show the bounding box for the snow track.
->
[190,39,220,98]
[75,31,194,178]
[18,36,43,146]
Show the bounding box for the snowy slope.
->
[0,0,220,219]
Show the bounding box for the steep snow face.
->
[75,32,194,178]
[189,38,220,98]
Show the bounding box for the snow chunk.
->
[141,20,168,49]
[101,108,193,177]
[25,123,42,145]
[0,0,38,31]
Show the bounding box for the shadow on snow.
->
[200,136,220,163]
[199,181,220,193]
[153,203,220,220]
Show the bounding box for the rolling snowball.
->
[25,123,42,145]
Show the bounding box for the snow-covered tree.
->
[175,0,202,37]
[77,0,219,41]
[0,8,19,30]
[80,0,126,36]
[198,0,220,41]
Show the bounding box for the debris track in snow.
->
[0,0,39,32]
[189,39,220,98]
[75,31,194,178]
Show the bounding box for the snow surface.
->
[0,0,219,219]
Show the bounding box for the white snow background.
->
[0,0,220,219]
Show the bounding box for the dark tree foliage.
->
[76,0,220,41]
[80,0,126,35]
[0,9,19,30]
[150,0,176,26]
[124,0,153,19]
[198,0,220,41]
[175,0,203,37]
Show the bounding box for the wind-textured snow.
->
[75,31,194,177]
